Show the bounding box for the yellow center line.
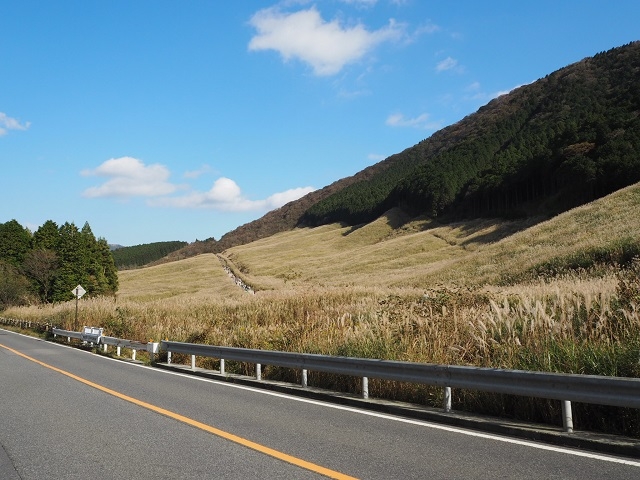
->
[0,342,358,480]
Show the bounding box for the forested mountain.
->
[301,41,640,225]
[167,41,640,260]
[112,241,187,269]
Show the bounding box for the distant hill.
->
[164,41,640,262]
[112,241,187,269]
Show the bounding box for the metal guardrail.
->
[101,335,158,360]
[52,327,84,341]
[52,328,159,361]
[8,320,640,435]
[161,340,640,433]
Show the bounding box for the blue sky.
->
[2,1,639,246]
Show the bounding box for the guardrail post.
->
[302,369,308,388]
[167,351,172,364]
[103,344,108,353]
[362,376,369,399]
[67,336,71,343]
[191,354,196,370]
[562,400,574,433]
[117,346,121,357]
[256,363,261,381]
[219,358,225,374]
[132,349,136,361]
[443,386,452,412]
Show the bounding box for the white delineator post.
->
[147,342,159,362]
[444,386,452,413]
[562,400,574,433]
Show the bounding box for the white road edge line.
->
[4,328,639,467]
[148,366,640,467]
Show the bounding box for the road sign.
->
[72,285,86,299]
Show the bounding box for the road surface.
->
[1,328,638,479]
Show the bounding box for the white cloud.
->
[491,83,527,98]
[248,6,405,76]
[417,22,440,35]
[81,157,315,214]
[460,81,529,104]
[150,177,316,212]
[81,157,179,198]
[403,21,440,44]
[386,112,441,130]
[435,56,459,73]
[465,81,481,92]
[0,112,30,136]
[265,186,316,209]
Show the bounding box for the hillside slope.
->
[163,41,640,263]
[302,41,640,225]
[219,181,640,291]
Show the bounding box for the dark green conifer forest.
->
[0,219,118,307]
[111,241,188,269]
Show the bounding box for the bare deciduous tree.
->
[23,249,59,302]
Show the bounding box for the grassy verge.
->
[4,266,639,436]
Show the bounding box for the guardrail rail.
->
[52,327,159,362]
[160,339,640,434]
[5,319,640,436]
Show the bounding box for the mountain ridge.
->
[158,41,640,265]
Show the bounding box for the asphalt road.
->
[1,328,639,479]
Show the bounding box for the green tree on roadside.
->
[0,219,118,306]
[0,219,31,267]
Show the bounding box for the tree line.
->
[0,219,118,308]
[111,241,187,269]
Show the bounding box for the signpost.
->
[72,285,86,329]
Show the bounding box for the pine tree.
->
[51,222,85,302]
[32,220,60,250]
[0,219,32,267]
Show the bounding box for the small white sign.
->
[72,285,86,299]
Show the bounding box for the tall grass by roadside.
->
[5,265,639,436]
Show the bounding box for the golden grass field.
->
[5,182,640,434]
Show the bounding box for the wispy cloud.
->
[404,20,440,44]
[248,6,405,76]
[435,56,464,73]
[339,0,378,6]
[183,164,214,179]
[81,157,180,198]
[492,82,528,98]
[150,177,316,212]
[461,81,529,104]
[386,112,441,130]
[368,153,386,162]
[0,112,30,136]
